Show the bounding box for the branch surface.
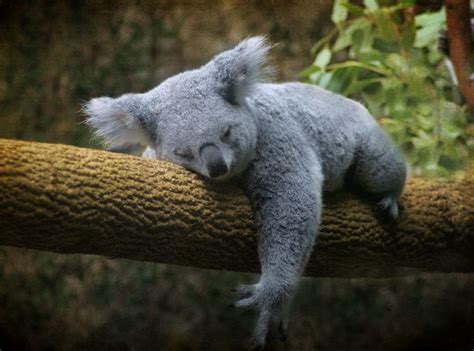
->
[0,139,473,277]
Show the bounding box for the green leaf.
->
[299,65,320,80]
[346,77,383,95]
[414,7,446,48]
[327,68,360,94]
[313,47,332,69]
[385,53,406,74]
[317,71,334,89]
[414,23,442,48]
[427,49,443,64]
[363,0,378,11]
[335,18,370,53]
[310,27,337,55]
[327,60,390,76]
[357,50,385,63]
[301,2,471,178]
[400,19,416,49]
[415,8,446,28]
[333,33,351,52]
[373,38,398,53]
[349,19,374,56]
[332,0,348,24]
[373,8,397,42]
[308,71,323,84]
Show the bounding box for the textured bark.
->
[0,139,473,278]
[446,0,474,108]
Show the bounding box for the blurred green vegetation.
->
[0,1,177,147]
[0,1,473,350]
[0,1,328,147]
[302,0,474,178]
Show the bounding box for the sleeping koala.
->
[85,36,406,348]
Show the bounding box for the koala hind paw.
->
[376,195,399,220]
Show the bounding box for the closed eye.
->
[221,126,232,143]
[174,147,194,161]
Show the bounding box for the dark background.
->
[0,1,473,350]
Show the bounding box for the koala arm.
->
[237,153,323,347]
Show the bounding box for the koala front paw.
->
[232,282,291,349]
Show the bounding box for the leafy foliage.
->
[302,1,473,177]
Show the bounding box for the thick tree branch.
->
[0,139,473,277]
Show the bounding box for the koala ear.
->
[83,94,152,147]
[212,36,273,105]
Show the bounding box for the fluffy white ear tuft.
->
[212,36,274,105]
[83,95,151,147]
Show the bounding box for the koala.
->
[84,36,406,349]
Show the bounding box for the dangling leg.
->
[234,161,323,348]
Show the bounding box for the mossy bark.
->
[0,139,473,277]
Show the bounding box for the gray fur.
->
[84,36,406,349]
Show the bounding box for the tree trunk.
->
[446,0,474,108]
[0,139,473,277]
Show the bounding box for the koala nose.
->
[200,144,228,178]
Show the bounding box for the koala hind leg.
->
[349,127,407,219]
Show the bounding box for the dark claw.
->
[250,341,264,351]
[278,323,288,341]
[231,284,255,299]
[278,320,288,342]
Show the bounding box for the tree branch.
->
[0,139,473,277]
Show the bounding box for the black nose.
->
[200,144,228,178]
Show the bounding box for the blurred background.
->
[0,0,473,350]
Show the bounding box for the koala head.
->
[84,36,272,180]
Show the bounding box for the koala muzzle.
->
[200,144,228,178]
